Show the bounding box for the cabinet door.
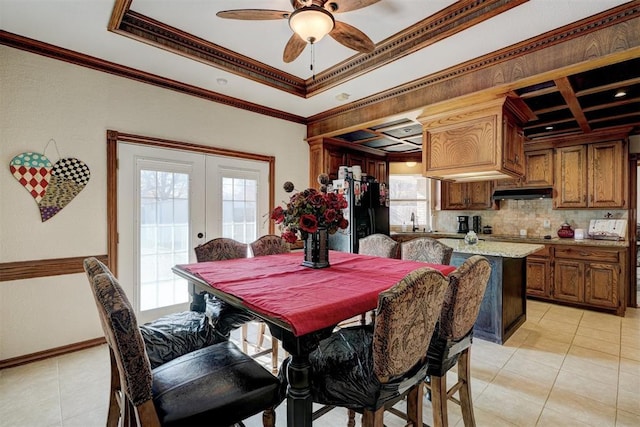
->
[375,160,387,183]
[441,182,467,210]
[553,259,584,303]
[325,149,345,180]
[589,141,626,208]
[467,181,493,209]
[554,145,587,208]
[584,263,619,308]
[501,115,525,175]
[524,149,553,187]
[526,256,550,297]
[347,153,365,169]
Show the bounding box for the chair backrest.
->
[358,233,399,258]
[401,237,453,265]
[83,257,154,407]
[372,267,448,383]
[250,234,290,256]
[439,255,491,340]
[194,237,248,262]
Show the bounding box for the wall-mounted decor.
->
[9,141,90,222]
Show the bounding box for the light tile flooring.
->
[1,300,639,427]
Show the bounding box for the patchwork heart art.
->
[10,152,91,222]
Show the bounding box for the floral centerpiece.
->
[270,174,348,267]
[271,174,349,243]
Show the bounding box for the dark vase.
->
[302,227,330,268]
[557,222,574,238]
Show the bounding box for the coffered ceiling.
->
[1,0,639,153]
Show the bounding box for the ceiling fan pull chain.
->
[310,43,316,80]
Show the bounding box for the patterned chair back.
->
[439,255,491,340]
[250,235,290,256]
[83,258,154,407]
[358,233,400,258]
[194,237,248,262]
[372,267,448,383]
[401,237,453,265]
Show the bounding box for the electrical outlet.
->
[543,219,551,228]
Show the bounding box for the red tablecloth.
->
[179,251,456,336]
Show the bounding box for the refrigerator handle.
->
[369,208,376,234]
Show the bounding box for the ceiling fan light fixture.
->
[289,5,335,44]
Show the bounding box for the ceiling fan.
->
[216,0,379,63]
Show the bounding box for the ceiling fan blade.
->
[329,21,375,53]
[283,34,307,63]
[216,9,290,20]
[323,0,380,13]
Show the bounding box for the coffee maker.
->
[457,215,469,234]
[472,215,481,233]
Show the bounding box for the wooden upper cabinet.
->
[588,141,627,208]
[494,149,553,189]
[554,145,588,208]
[419,96,534,182]
[441,180,493,210]
[554,140,627,209]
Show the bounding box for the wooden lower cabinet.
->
[526,246,551,298]
[526,244,625,316]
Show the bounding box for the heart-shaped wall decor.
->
[10,152,91,222]
[9,152,53,203]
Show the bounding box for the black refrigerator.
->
[328,177,390,254]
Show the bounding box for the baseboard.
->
[0,337,106,370]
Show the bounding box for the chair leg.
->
[362,407,384,427]
[407,383,424,427]
[257,322,266,350]
[241,324,249,353]
[262,407,276,427]
[107,350,121,427]
[347,409,356,427]
[458,349,476,427]
[271,338,279,374]
[430,374,448,427]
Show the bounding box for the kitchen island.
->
[439,238,544,344]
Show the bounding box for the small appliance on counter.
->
[472,215,481,233]
[483,225,492,234]
[588,219,627,240]
[457,215,469,234]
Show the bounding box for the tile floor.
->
[1,300,639,427]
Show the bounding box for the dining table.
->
[172,250,456,427]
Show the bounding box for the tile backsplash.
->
[432,199,629,238]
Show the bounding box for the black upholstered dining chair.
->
[83,257,282,427]
[426,255,491,427]
[281,267,449,427]
[401,236,454,265]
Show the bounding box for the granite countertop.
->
[391,231,628,248]
[438,238,545,258]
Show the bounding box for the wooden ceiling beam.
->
[554,76,591,133]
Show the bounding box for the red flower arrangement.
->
[270,174,349,244]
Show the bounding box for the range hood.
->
[492,187,553,200]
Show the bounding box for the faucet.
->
[410,212,418,232]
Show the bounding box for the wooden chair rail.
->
[0,255,108,282]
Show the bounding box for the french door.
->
[118,143,269,323]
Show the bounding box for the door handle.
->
[197,232,204,238]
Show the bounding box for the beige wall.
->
[0,46,307,360]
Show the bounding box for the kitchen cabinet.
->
[552,245,625,315]
[441,180,494,210]
[419,96,533,182]
[526,245,551,298]
[308,138,388,185]
[554,140,627,209]
[494,149,554,189]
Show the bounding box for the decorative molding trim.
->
[0,255,109,282]
[0,30,306,125]
[108,0,525,98]
[306,4,640,137]
[0,338,106,370]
